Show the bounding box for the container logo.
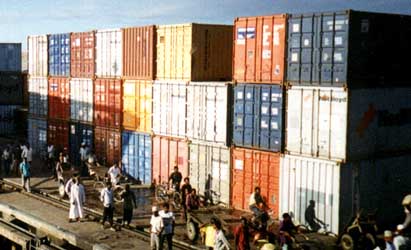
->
[237,27,255,45]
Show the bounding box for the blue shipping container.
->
[0,43,21,72]
[122,131,151,184]
[0,105,20,135]
[28,117,47,157]
[49,33,70,77]
[69,122,94,167]
[233,84,283,152]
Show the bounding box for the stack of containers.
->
[0,43,23,136]
[230,15,288,216]
[121,25,156,184]
[152,23,233,204]
[279,10,411,233]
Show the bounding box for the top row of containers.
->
[0,43,21,72]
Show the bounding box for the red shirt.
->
[234,224,250,250]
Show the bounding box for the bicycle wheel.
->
[113,186,124,202]
[173,192,182,209]
[155,186,168,203]
[94,181,105,191]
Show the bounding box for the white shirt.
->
[100,187,114,207]
[108,166,121,185]
[159,210,175,234]
[79,147,88,161]
[150,215,164,234]
[65,178,74,195]
[21,146,28,159]
[26,148,33,162]
[249,192,256,206]
[47,145,55,158]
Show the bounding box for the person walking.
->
[25,144,33,166]
[47,144,55,171]
[150,206,163,250]
[100,181,115,231]
[159,203,175,250]
[19,157,31,192]
[213,219,231,250]
[121,184,137,227]
[69,177,86,222]
[181,177,192,220]
[234,217,251,250]
[55,153,64,181]
[65,173,79,197]
[79,142,88,176]
[2,145,11,176]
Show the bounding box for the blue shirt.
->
[19,162,30,177]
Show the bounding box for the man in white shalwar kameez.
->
[69,178,86,222]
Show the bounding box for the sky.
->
[1,0,411,50]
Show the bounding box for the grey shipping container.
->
[287,10,411,87]
[0,73,23,105]
[28,117,47,157]
[0,105,21,135]
[0,43,21,72]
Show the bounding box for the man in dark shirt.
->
[180,177,192,220]
[305,200,324,232]
[168,166,182,192]
[279,213,297,247]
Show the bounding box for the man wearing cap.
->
[150,206,163,250]
[394,194,411,249]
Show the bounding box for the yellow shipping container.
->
[122,80,152,133]
[156,23,233,81]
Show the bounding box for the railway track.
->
[0,178,199,250]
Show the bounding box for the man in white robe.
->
[69,178,86,222]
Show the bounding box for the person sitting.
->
[279,213,297,249]
[305,200,325,232]
[249,187,267,218]
[107,162,122,186]
[168,166,182,192]
[186,188,200,211]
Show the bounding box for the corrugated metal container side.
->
[48,77,70,120]
[280,154,411,234]
[231,147,280,216]
[71,31,95,78]
[122,26,156,79]
[233,15,287,83]
[122,131,152,184]
[0,105,21,135]
[122,80,152,132]
[47,119,69,152]
[94,126,121,166]
[69,122,93,167]
[70,78,93,123]
[189,142,231,204]
[0,73,23,105]
[28,76,48,117]
[152,135,188,184]
[233,83,283,151]
[96,29,122,78]
[287,10,411,87]
[28,35,48,77]
[286,86,411,161]
[152,80,186,138]
[187,82,231,145]
[48,33,70,77]
[28,117,47,157]
[94,78,122,128]
[0,43,21,72]
[156,23,233,81]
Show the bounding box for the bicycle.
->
[155,182,182,209]
[93,174,125,203]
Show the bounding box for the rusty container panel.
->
[47,119,69,152]
[48,77,70,121]
[122,26,156,80]
[70,31,95,78]
[156,23,233,81]
[152,135,188,185]
[94,126,121,166]
[94,78,122,129]
[231,147,280,216]
[233,14,287,83]
[122,80,152,133]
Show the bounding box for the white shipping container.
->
[70,78,93,123]
[187,82,230,145]
[152,80,186,138]
[286,86,411,161]
[189,142,231,204]
[280,154,411,234]
[28,76,48,116]
[28,35,48,76]
[96,29,122,77]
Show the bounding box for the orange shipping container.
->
[94,78,122,128]
[122,80,152,132]
[94,126,121,166]
[233,14,287,83]
[152,135,188,185]
[48,77,70,121]
[71,31,95,78]
[122,26,156,80]
[47,119,69,152]
[231,147,280,217]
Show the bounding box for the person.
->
[150,206,163,250]
[65,173,79,197]
[249,187,267,217]
[279,213,297,250]
[159,203,175,250]
[69,177,86,223]
[20,143,28,160]
[181,177,192,220]
[2,145,11,176]
[186,188,200,211]
[200,218,217,250]
[234,217,251,250]
[373,230,395,250]
[47,144,55,169]
[394,194,411,249]
[305,200,324,232]
[19,157,31,192]
[12,144,22,177]
[168,166,182,192]
[100,181,115,231]
[213,219,231,250]
[107,162,122,186]
[25,144,33,165]
[55,153,64,181]
[121,184,137,227]
[79,142,88,176]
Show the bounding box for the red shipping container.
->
[94,78,122,128]
[231,147,280,217]
[71,31,95,78]
[152,135,188,185]
[233,14,287,83]
[94,126,121,166]
[47,119,69,152]
[48,77,70,120]
[122,26,156,80]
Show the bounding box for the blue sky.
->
[1,0,411,50]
